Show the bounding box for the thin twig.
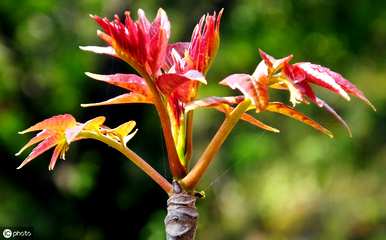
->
[79,130,173,194]
[181,99,251,190]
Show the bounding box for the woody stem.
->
[79,130,173,194]
[181,99,251,190]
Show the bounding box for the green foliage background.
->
[0,0,385,239]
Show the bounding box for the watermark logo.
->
[2,229,12,239]
[1,228,32,239]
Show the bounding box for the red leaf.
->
[185,96,244,112]
[271,71,353,136]
[266,102,333,138]
[258,49,293,72]
[17,134,60,169]
[81,93,153,107]
[220,74,256,100]
[164,42,189,70]
[238,112,280,133]
[295,81,319,105]
[79,46,117,57]
[327,69,376,111]
[15,130,53,156]
[156,70,206,102]
[294,62,350,100]
[282,62,306,83]
[17,114,134,171]
[316,98,352,137]
[85,72,150,96]
[220,74,268,111]
[90,8,170,77]
[184,96,279,133]
[65,125,85,144]
[48,143,64,171]
[19,114,76,134]
[295,62,375,110]
[216,104,279,133]
[188,9,223,73]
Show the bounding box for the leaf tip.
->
[84,72,93,77]
[366,100,377,112]
[80,103,91,108]
[16,161,28,170]
[327,131,334,138]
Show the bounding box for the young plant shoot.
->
[16,8,374,240]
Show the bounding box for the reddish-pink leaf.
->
[15,130,53,156]
[282,62,306,83]
[266,102,333,138]
[220,74,256,100]
[239,112,279,133]
[217,104,280,133]
[48,143,64,171]
[16,114,129,171]
[85,72,150,96]
[294,62,350,100]
[81,93,153,107]
[79,46,117,57]
[327,69,376,111]
[19,114,76,134]
[295,81,319,106]
[185,96,244,112]
[220,74,268,111]
[258,49,293,72]
[90,8,170,77]
[188,9,223,73]
[185,96,279,133]
[316,98,352,137]
[65,125,85,144]
[17,134,60,169]
[163,42,189,70]
[156,70,206,102]
[270,74,353,136]
[252,61,270,109]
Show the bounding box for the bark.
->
[164,181,198,240]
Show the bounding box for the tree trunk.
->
[164,181,198,240]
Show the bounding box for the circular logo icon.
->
[2,229,12,238]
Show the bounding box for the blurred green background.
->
[1,0,385,239]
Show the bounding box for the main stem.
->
[165,181,198,240]
[79,130,173,194]
[144,75,187,178]
[181,99,251,190]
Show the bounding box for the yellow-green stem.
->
[185,111,194,165]
[181,99,251,190]
[79,130,173,194]
[143,75,187,178]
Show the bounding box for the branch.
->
[181,99,251,190]
[144,75,187,178]
[79,130,173,194]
